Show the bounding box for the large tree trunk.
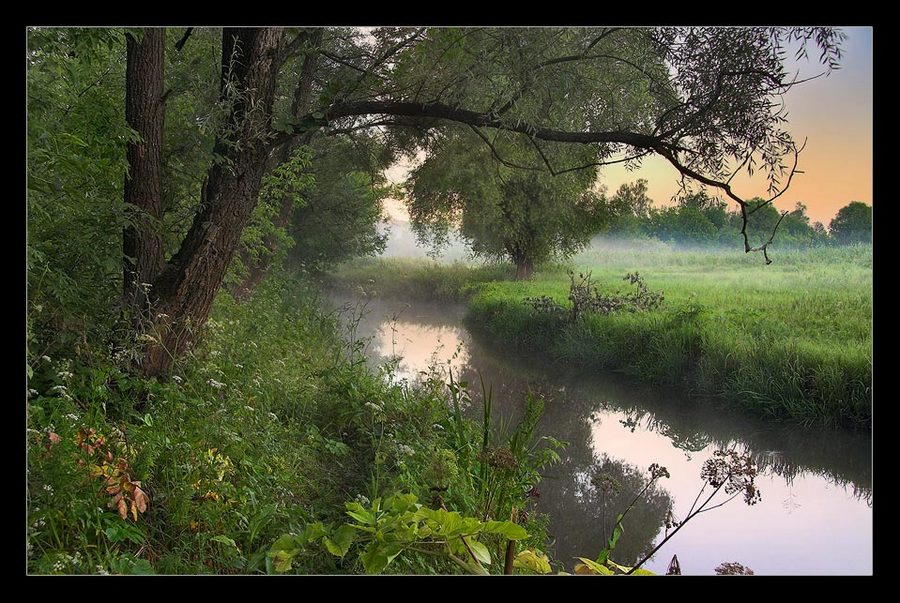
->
[139,28,285,376]
[231,28,322,301]
[514,256,534,280]
[123,28,166,316]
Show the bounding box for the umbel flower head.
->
[700,450,762,505]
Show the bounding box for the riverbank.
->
[329,245,872,429]
[26,275,550,574]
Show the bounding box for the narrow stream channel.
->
[328,293,872,575]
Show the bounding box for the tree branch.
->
[174,27,194,52]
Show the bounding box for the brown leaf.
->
[48,432,61,445]
[133,486,149,514]
[116,497,127,520]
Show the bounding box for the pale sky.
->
[383,27,872,227]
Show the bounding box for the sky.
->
[384,27,872,227]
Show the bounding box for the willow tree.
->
[408,128,605,279]
[112,26,844,375]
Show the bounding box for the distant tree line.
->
[598,180,872,247]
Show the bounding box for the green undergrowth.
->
[26,274,550,574]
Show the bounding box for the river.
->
[328,293,873,576]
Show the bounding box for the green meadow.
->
[332,243,873,429]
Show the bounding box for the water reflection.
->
[328,294,872,575]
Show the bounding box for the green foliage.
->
[829,201,872,244]
[267,492,530,574]
[287,136,391,273]
[27,27,137,357]
[407,127,606,272]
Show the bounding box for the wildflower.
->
[96,565,109,576]
[41,355,51,363]
[354,494,370,506]
[432,423,445,430]
[397,444,415,457]
[57,371,74,380]
[210,350,221,358]
[244,405,256,412]
[64,413,78,422]
[50,385,67,394]
[479,446,518,471]
[267,412,278,421]
[43,484,54,493]
[364,401,384,413]
[172,375,183,383]
[700,450,762,506]
[28,388,39,397]
[207,378,225,389]
[235,363,244,369]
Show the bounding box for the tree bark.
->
[139,28,285,376]
[231,28,322,301]
[123,28,166,316]
[514,257,534,280]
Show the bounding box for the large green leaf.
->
[514,549,552,574]
[467,540,492,566]
[323,524,357,559]
[481,520,528,540]
[574,557,613,575]
[360,542,405,574]
[345,502,374,524]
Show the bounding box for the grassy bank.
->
[325,257,510,302]
[26,275,551,574]
[332,245,872,429]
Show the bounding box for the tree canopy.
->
[26,26,848,374]
[407,127,606,278]
[829,201,872,244]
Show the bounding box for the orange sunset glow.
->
[383,27,872,227]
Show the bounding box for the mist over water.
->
[378,221,472,262]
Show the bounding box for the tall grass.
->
[337,245,872,429]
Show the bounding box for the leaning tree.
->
[115,26,844,376]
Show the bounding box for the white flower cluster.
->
[364,401,385,414]
[172,375,183,383]
[207,378,225,389]
[354,494,370,506]
[396,444,415,457]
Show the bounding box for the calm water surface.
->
[328,293,872,575]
